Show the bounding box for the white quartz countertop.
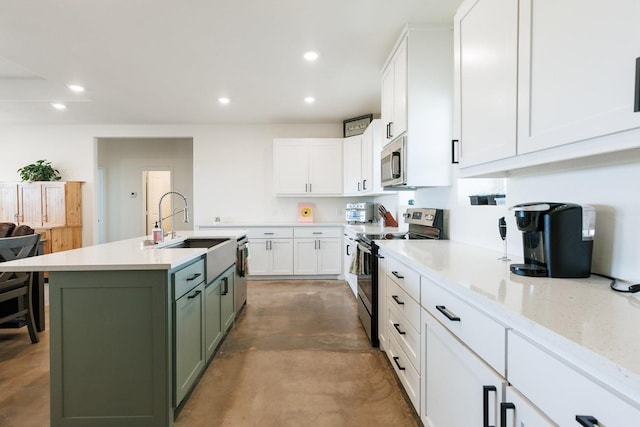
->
[198,222,347,228]
[376,239,640,405]
[0,229,248,272]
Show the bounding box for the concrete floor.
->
[0,280,419,427]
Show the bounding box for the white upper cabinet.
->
[382,38,408,144]
[343,119,384,195]
[273,138,343,196]
[454,0,518,167]
[456,0,640,175]
[380,25,453,187]
[517,0,640,154]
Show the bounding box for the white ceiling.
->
[0,0,462,125]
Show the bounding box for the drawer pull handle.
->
[436,305,461,322]
[263,232,274,235]
[483,385,497,427]
[393,323,406,335]
[392,356,405,371]
[186,273,201,281]
[500,402,515,427]
[576,415,599,427]
[391,295,405,305]
[312,232,323,235]
[187,290,202,299]
[391,271,404,279]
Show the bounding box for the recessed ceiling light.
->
[51,103,67,110]
[304,97,315,104]
[66,84,85,93]
[218,97,230,105]
[304,51,319,61]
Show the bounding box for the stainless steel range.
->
[355,207,445,347]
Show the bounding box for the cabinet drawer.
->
[387,333,420,412]
[386,256,420,302]
[387,302,420,373]
[387,277,420,333]
[508,331,640,426]
[421,275,506,375]
[174,258,205,299]
[247,227,293,239]
[294,227,342,238]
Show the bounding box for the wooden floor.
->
[0,280,419,427]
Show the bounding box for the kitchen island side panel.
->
[49,270,173,427]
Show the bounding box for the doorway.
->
[144,170,172,235]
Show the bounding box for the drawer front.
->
[387,277,421,333]
[247,227,293,239]
[387,302,420,373]
[293,226,342,238]
[509,331,640,426]
[386,256,420,302]
[421,275,506,375]
[387,333,420,412]
[174,258,205,299]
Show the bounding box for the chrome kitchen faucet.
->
[157,191,189,241]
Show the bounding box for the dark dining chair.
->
[0,233,41,343]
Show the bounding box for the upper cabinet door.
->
[517,0,640,154]
[0,183,18,223]
[308,139,343,195]
[392,38,408,139]
[17,183,43,226]
[273,139,309,195]
[456,0,518,167]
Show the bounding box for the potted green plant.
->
[17,159,62,182]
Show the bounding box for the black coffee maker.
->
[510,202,595,278]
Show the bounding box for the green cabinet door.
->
[174,281,205,406]
[221,267,235,333]
[205,277,222,361]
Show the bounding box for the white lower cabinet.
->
[421,307,506,427]
[293,227,342,275]
[387,333,421,412]
[377,254,388,350]
[503,386,555,427]
[247,227,294,276]
[508,331,640,426]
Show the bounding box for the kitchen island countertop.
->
[376,239,640,408]
[0,229,247,272]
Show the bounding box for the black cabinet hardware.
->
[187,290,201,299]
[391,271,404,279]
[576,415,598,427]
[222,277,229,295]
[436,305,461,321]
[635,57,640,112]
[186,273,201,281]
[452,139,460,164]
[392,356,406,370]
[500,402,515,427]
[393,323,406,335]
[483,385,497,427]
[392,295,405,305]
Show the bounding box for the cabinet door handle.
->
[436,305,461,322]
[346,244,351,256]
[500,402,515,427]
[386,123,391,139]
[389,121,394,139]
[186,273,201,281]
[452,139,460,164]
[222,277,229,295]
[362,179,367,190]
[391,271,404,279]
[187,290,201,299]
[317,239,321,250]
[392,356,405,371]
[483,385,497,427]
[635,57,640,112]
[269,240,272,250]
[391,295,405,305]
[393,323,406,335]
[576,415,599,427]
[358,182,361,191]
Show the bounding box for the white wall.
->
[414,147,640,283]
[97,137,193,242]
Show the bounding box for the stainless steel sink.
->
[164,238,235,283]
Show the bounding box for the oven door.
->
[356,241,379,347]
[381,136,406,187]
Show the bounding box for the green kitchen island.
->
[0,230,247,427]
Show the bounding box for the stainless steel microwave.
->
[381,136,407,187]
